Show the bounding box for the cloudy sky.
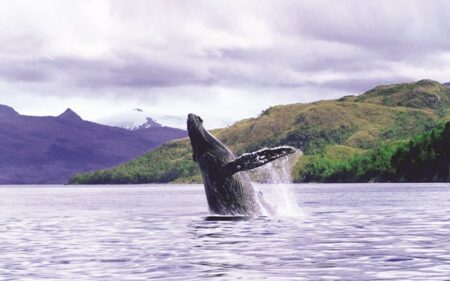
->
[1,0,450,128]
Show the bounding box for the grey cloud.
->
[219,47,375,73]
[76,60,214,88]
[288,1,450,61]
[0,64,47,82]
[2,0,450,92]
[0,62,49,83]
[0,56,216,89]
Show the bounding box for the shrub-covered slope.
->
[69,80,450,184]
[297,121,450,182]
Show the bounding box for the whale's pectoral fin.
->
[224,146,297,175]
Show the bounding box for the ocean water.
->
[1,183,450,280]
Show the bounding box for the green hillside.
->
[297,121,450,182]
[69,80,450,184]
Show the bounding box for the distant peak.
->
[58,108,82,121]
[133,117,162,130]
[444,82,450,87]
[0,104,19,117]
[133,108,143,112]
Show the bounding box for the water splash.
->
[251,150,303,217]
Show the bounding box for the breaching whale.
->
[187,113,296,216]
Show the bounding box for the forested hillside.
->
[297,122,450,182]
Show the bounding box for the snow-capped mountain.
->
[134,117,162,130]
[98,108,186,130]
[99,108,163,130]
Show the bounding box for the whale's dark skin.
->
[187,113,296,216]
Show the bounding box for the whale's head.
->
[187,113,204,132]
[187,113,229,162]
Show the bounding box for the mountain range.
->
[69,79,450,184]
[0,106,186,184]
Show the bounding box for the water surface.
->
[1,183,450,280]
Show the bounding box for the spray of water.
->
[250,150,303,217]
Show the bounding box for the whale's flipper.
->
[225,146,296,175]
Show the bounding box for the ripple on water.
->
[0,184,450,280]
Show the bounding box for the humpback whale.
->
[187,113,296,216]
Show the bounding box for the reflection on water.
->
[1,183,450,280]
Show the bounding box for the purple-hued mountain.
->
[0,105,187,184]
[444,82,450,87]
